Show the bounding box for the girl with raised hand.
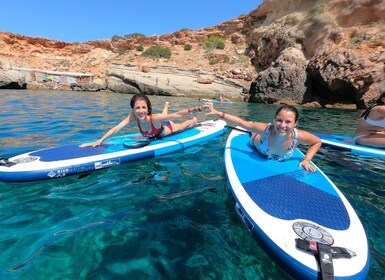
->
[205,103,321,171]
[81,93,202,147]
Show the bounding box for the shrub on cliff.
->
[203,36,225,51]
[184,44,192,51]
[141,46,171,59]
[112,35,124,41]
[286,16,299,26]
[136,45,144,51]
[124,33,146,39]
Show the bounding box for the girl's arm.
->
[80,113,133,147]
[297,130,322,171]
[153,105,203,120]
[205,103,267,133]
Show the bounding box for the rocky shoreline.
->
[0,64,250,100]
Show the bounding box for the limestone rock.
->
[197,75,214,84]
[249,47,308,104]
[0,70,26,89]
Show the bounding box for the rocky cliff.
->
[0,0,384,108]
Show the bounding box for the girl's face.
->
[273,109,297,135]
[133,99,148,120]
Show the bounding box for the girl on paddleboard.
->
[354,91,385,148]
[81,93,203,147]
[205,104,321,171]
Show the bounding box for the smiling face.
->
[130,94,152,116]
[273,109,298,136]
[133,99,149,120]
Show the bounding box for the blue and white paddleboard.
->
[0,119,226,183]
[201,98,233,104]
[224,128,369,279]
[313,132,385,158]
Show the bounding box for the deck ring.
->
[293,221,334,245]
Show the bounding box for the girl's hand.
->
[204,102,219,116]
[299,160,317,172]
[79,140,102,148]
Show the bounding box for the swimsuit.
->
[137,115,173,138]
[362,116,385,128]
[251,124,298,161]
[354,117,385,142]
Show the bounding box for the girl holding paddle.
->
[354,92,385,148]
[205,103,321,171]
[81,93,202,148]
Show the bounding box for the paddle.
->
[225,125,363,170]
[225,125,251,135]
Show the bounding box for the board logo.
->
[94,158,120,169]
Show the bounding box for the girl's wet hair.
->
[275,105,299,122]
[130,94,152,115]
[360,91,385,119]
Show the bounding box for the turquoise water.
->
[0,90,384,279]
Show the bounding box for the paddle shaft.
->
[225,125,251,135]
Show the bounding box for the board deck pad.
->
[243,172,350,230]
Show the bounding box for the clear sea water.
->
[0,90,384,279]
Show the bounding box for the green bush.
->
[124,33,146,39]
[111,35,124,41]
[203,36,225,51]
[209,60,217,65]
[136,45,144,51]
[286,16,299,26]
[118,48,124,55]
[184,44,192,51]
[309,6,324,15]
[141,46,172,59]
[350,34,365,46]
